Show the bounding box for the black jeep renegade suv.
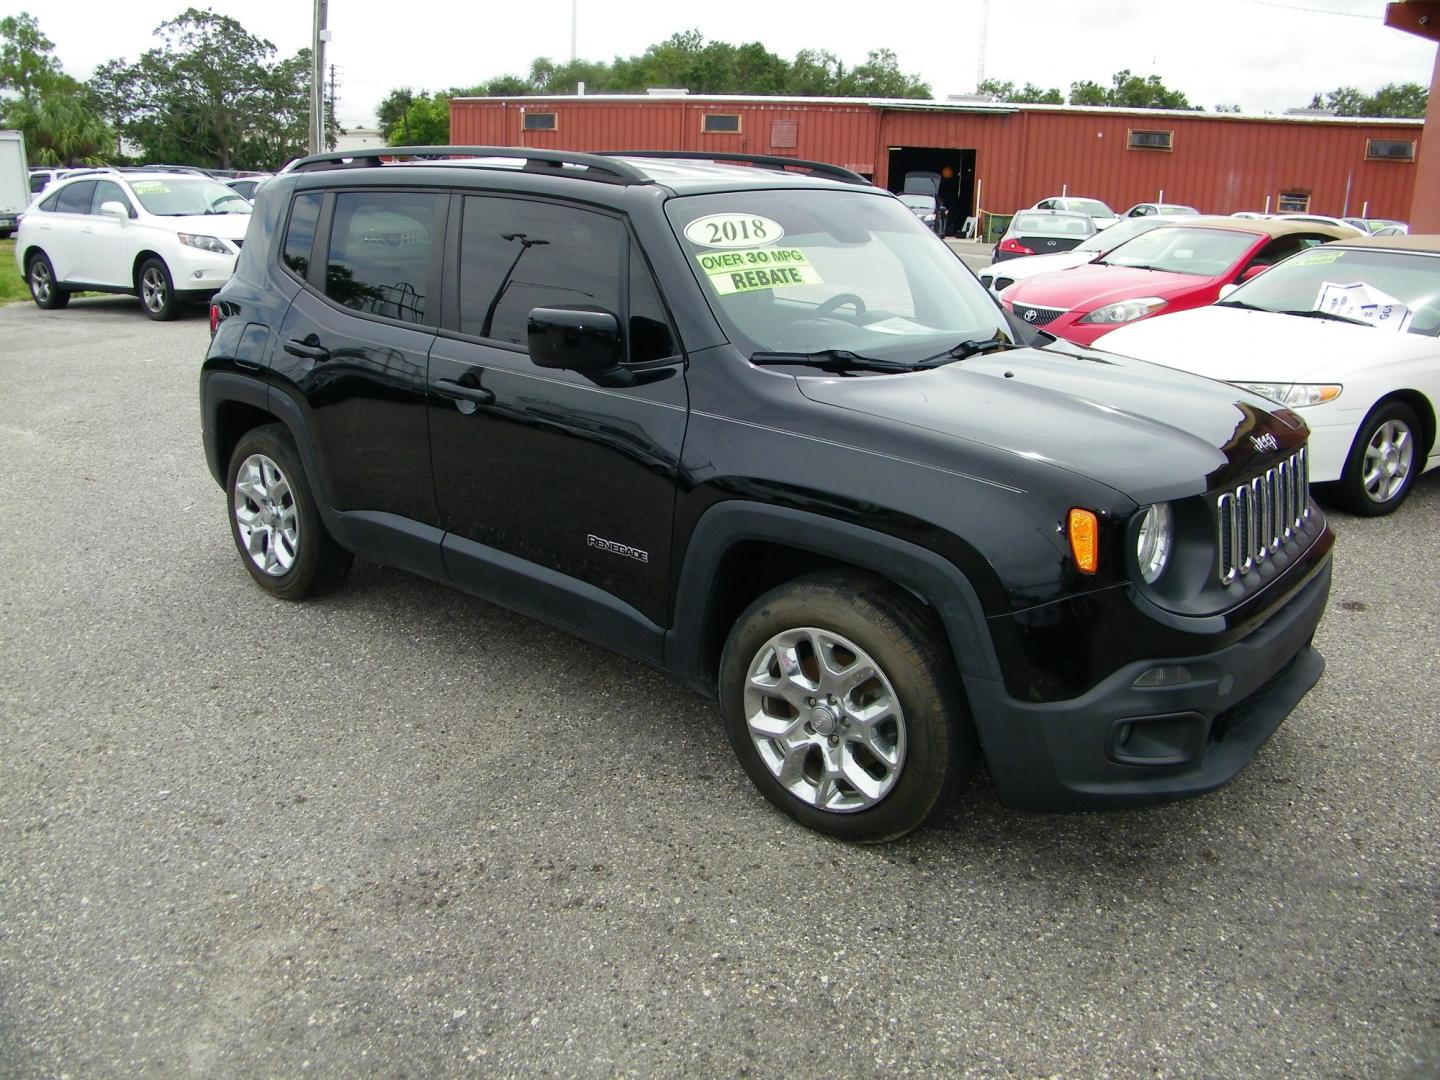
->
[202,147,1333,842]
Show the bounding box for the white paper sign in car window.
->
[1314,281,1413,333]
[684,214,785,248]
[694,247,823,295]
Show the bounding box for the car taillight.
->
[999,237,1034,255]
[209,303,221,335]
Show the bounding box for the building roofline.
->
[451,92,1425,127]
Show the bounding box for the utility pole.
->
[310,0,329,154]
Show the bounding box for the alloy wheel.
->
[30,261,51,303]
[141,266,169,313]
[742,627,907,813]
[1361,418,1413,504]
[232,453,299,576]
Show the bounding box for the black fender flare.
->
[664,501,1002,690]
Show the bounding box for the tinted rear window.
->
[283,192,324,278]
[55,181,96,215]
[1011,213,1092,237]
[325,190,439,324]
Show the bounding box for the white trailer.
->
[0,130,30,240]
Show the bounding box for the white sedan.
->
[979,215,1185,298]
[1094,235,1439,515]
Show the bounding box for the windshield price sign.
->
[695,247,823,294]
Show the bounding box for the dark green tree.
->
[1,13,115,164]
[1308,82,1427,118]
[978,78,1063,104]
[1067,70,1197,110]
[93,8,331,169]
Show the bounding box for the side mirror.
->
[99,200,130,221]
[1240,264,1269,283]
[528,307,621,375]
[1217,284,1240,301]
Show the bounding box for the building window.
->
[703,113,741,134]
[1127,129,1173,151]
[1277,191,1311,213]
[523,112,557,132]
[1365,139,1415,162]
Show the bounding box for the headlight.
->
[1136,503,1172,584]
[1235,382,1342,408]
[1077,297,1167,325]
[178,233,232,255]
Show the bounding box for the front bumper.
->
[966,551,1331,811]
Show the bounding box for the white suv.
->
[14,169,252,320]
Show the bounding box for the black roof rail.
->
[130,164,218,177]
[281,146,654,186]
[599,150,871,186]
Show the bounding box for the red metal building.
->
[450,94,1423,226]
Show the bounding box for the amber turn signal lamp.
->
[1067,508,1099,574]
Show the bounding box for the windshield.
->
[898,194,934,210]
[1073,216,1172,253]
[667,188,1012,364]
[1065,199,1114,218]
[1099,226,1255,275]
[127,176,253,217]
[1222,247,1440,336]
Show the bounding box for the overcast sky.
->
[28,0,1440,127]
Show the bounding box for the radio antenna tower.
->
[976,0,990,90]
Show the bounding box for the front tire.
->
[1336,401,1422,516]
[719,571,978,842]
[226,424,353,600]
[27,252,70,310]
[138,257,178,321]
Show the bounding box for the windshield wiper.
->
[1215,299,1265,310]
[749,349,913,374]
[1274,308,1374,327]
[916,335,1017,368]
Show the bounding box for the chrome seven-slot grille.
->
[1216,447,1310,584]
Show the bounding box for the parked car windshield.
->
[1099,226,1255,275]
[1222,247,1440,336]
[898,194,935,211]
[127,176,253,217]
[1064,199,1113,217]
[667,188,1011,363]
[1072,216,1172,253]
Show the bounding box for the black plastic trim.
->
[442,533,665,666]
[666,501,1000,692]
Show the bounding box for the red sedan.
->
[1001,217,1351,346]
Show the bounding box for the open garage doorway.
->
[887,147,976,236]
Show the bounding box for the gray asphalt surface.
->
[1,296,1437,1078]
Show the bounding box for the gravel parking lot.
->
[1,296,1436,1078]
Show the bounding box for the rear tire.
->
[226,424,353,600]
[27,252,70,310]
[719,570,978,842]
[1336,401,1422,516]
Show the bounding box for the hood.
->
[161,213,253,241]
[794,340,1306,503]
[1093,304,1434,382]
[988,250,1096,285]
[1007,264,1217,310]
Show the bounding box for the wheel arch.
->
[665,502,1002,696]
[131,249,169,289]
[1366,389,1437,462]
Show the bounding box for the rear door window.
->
[324,190,441,324]
[55,181,96,215]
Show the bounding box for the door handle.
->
[283,336,331,361]
[434,378,495,406]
